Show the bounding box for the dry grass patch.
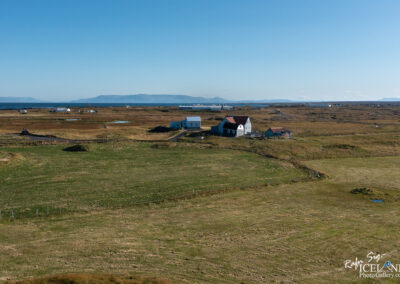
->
[1,180,400,283]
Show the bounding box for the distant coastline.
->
[0,103,181,110]
[1,94,399,107]
[2,101,400,110]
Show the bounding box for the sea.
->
[2,101,397,110]
[0,103,186,110]
[0,102,277,110]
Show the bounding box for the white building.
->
[50,107,71,113]
[222,123,245,137]
[178,104,233,111]
[211,116,252,137]
[170,116,201,129]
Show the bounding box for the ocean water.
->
[0,103,182,110]
[109,121,129,124]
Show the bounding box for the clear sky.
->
[1,0,400,101]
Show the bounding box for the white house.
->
[19,109,28,114]
[211,116,252,137]
[170,116,201,129]
[222,122,245,137]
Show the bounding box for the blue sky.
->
[1,0,400,101]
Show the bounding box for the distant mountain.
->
[70,94,297,104]
[0,94,297,104]
[0,97,44,103]
[380,97,400,101]
[71,94,230,104]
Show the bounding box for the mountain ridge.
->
[70,94,230,103]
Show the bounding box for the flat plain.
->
[0,104,400,283]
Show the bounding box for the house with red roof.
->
[211,115,252,137]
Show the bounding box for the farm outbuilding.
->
[265,127,292,138]
[170,116,201,130]
[184,116,201,129]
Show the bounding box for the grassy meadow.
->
[0,142,308,218]
[1,158,400,283]
[1,105,400,283]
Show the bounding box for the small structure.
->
[170,120,184,129]
[170,116,201,130]
[307,103,331,108]
[50,107,70,113]
[265,127,292,138]
[178,104,233,111]
[19,109,28,114]
[211,116,252,137]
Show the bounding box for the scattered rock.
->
[350,187,372,195]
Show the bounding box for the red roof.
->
[225,117,236,123]
[225,116,249,125]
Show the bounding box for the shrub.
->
[63,144,89,152]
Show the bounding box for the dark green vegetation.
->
[0,142,308,218]
[62,144,89,152]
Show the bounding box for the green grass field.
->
[305,156,400,191]
[0,142,308,218]
[1,138,400,283]
[1,156,400,283]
